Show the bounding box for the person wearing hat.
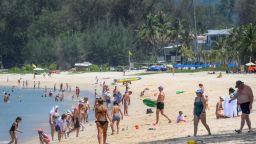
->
[229,80,254,133]
[154,86,172,125]
[216,96,225,119]
[193,89,211,136]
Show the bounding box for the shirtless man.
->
[111,102,123,135]
[230,80,254,133]
[122,91,132,116]
[155,86,171,125]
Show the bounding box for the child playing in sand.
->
[38,128,50,144]
[176,111,186,123]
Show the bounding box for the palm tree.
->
[213,37,229,64]
[240,23,256,63]
[139,14,161,61]
[179,45,195,62]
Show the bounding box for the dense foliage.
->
[0,0,255,69]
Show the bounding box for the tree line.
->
[0,0,255,69]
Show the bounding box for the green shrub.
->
[89,64,100,72]
[9,67,22,73]
[101,64,110,71]
[49,63,57,70]
[23,64,33,71]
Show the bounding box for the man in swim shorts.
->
[230,80,254,133]
[123,91,131,116]
[155,86,171,125]
[111,102,123,135]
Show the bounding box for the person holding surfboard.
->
[155,86,172,125]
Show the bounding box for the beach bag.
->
[146,108,153,114]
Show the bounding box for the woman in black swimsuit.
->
[95,98,111,144]
[9,116,22,144]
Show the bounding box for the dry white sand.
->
[1,71,256,144]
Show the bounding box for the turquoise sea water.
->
[0,86,94,143]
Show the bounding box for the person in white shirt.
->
[176,111,186,123]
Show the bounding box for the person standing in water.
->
[155,86,172,125]
[193,89,211,136]
[75,86,80,98]
[49,106,59,141]
[25,80,28,88]
[123,91,132,116]
[60,83,63,91]
[33,81,36,89]
[67,104,82,137]
[54,84,56,92]
[230,80,254,133]
[9,116,23,144]
[111,102,123,135]
[95,98,112,144]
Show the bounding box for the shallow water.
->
[0,86,95,143]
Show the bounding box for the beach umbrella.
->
[33,68,45,71]
[245,62,256,66]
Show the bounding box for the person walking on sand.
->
[95,98,112,144]
[9,116,23,144]
[111,102,123,135]
[155,86,172,125]
[122,91,132,116]
[229,80,254,133]
[193,89,211,136]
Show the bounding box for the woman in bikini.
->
[193,89,211,136]
[49,106,59,141]
[95,98,112,144]
[216,96,225,119]
[9,116,22,144]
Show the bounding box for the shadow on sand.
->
[139,129,256,144]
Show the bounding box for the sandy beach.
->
[1,71,256,144]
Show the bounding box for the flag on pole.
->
[128,51,132,56]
